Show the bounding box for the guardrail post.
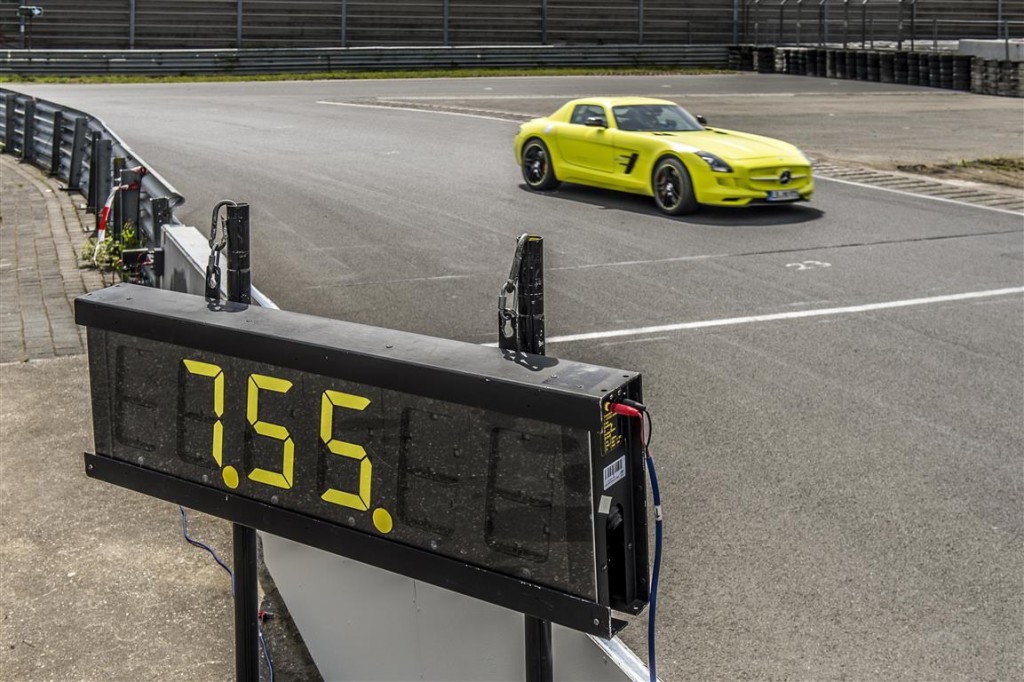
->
[796,0,803,45]
[21,99,36,163]
[749,0,757,43]
[111,157,126,241]
[819,0,829,46]
[236,0,244,48]
[65,117,88,192]
[442,0,449,46]
[87,132,102,213]
[340,0,347,47]
[120,165,143,242]
[733,0,740,43]
[842,0,849,48]
[4,95,17,156]
[861,0,867,48]
[779,0,787,44]
[897,0,904,50]
[94,141,112,228]
[129,0,136,48]
[151,197,171,245]
[49,110,63,176]
[541,0,547,44]
[638,0,645,45]
[910,0,916,51]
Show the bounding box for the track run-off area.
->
[10,74,1022,680]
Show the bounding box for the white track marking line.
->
[316,100,515,123]
[816,175,1024,215]
[535,287,1024,345]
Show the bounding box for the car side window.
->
[570,104,606,126]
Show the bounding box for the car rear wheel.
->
[521,139,560,191]
[652,157,698,215]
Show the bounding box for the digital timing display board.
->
[77,284,649,637]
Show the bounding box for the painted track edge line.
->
[315,100,517,123]
[817,174,1024,215]
[532,287,1024,345]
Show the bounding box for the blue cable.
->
[178,506,275,681]
[642,411,662,682]
[179,506,233,583]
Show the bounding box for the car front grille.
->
[745,165,812,190]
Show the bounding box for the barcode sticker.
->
[603,456,626,490]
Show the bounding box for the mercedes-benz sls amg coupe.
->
[514,97,813,215]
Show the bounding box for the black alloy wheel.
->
[652,157,698,215]
[521,139,560,191]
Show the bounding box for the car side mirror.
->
[585,116,607,128]
[695,114,707,125]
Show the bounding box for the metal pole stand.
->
[497,234,551,682]
[224,202,259,681]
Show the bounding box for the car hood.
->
[642,128,805,162]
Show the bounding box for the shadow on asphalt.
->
[518,183,826,227]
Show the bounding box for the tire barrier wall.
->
[2,44,730,77]
[0,88,276,306]
[729,45,1022,97]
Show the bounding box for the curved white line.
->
[817,175,1023,216]
[315,100,516,123]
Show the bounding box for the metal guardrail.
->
[1,44,731,77]
[0,87,276,307]
[0,88,183,246]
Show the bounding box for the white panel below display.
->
[261,533,654,682]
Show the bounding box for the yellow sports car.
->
[514,97,813,215]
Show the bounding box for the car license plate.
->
[766,190,801,202]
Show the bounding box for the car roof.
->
[566,96,677,108]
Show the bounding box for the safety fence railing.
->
[1,44,730,77]
[1,0,740,49]
[3,0,1019,51]
[740,0,1023,46]
[0,87,275,306]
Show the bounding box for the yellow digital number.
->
[182,359,224,467]
[246,374,294,489]
[320,390,372,511]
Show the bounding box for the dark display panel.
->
[91,330,598,599]
[77,284,650,635]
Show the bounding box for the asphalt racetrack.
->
[13,75,1023,680]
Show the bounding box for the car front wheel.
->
[652,157,698,215]
[521,139,560,191]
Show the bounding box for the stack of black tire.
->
[971,59,1024,97]
[763,46,991,95]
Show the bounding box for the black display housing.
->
[76,284,649,637]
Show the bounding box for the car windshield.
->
[612,104,703,132]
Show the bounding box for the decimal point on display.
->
[373,508,393,534]
[222,465,240,489]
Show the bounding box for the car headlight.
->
[794,147,812,164]
[696,151,732,173]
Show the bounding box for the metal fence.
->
[0,88,274,305]
[0,89,183,250]
[4,1,1019,50]
[742,0,1023,47]
[3,44,730,77]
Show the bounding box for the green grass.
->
[959,157,1024,172]
[4,65,733,85]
